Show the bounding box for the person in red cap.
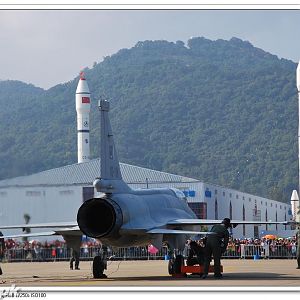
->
[202,218,231,279]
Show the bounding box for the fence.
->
[2,245,297,262]
[225,244,297,259]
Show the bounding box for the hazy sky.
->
[0,9,299,89]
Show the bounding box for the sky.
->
[0,9,299,89]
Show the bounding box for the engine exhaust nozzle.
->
[77,198,122,238]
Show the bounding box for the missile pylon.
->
[76,71,91,163]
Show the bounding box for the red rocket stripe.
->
[82,97,90,103]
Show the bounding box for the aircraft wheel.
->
[168,259,175,275]
[93,256,106,279]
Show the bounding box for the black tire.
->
[168,259,175,275]
[93,255,105,279]
[174,255,184,274]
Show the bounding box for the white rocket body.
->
[291,190,300,222]
[76,74,91,163]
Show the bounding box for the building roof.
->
[0,159,198,188]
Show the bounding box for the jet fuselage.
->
[77,187,198,247]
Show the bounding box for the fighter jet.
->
[0,99,291,278]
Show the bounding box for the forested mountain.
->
[0,37,298,203]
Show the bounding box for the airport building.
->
[0,158,292,239]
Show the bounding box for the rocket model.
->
[76,71,91,163]
[291,190,300,222]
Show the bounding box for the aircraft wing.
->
[0,222,81,239]
[0,221,78,230]
[1,231,57,239]
[146,228,215,235]
[167,219,290,226]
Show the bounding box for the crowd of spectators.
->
[226,237,297,258]
[3,236,298,251]
[0,236,298,261]
[4,239,101,251]
[224,236,297,248]
[2,239,102,261]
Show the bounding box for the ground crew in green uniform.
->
[70,248,80,270]
[202,218,231,279]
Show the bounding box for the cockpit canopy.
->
[170,188,187,202]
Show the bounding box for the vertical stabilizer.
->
[93,99,130,194]
[99,99,121,180]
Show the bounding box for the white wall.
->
[0,186,83,237]
[202,183,291,238]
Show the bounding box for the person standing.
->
[64,236,81,271]
[202,218,231,279]
[0,232,4,275]
[296,230,300,269]
[70,248,80,270]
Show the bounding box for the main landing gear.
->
[93,246,108,279]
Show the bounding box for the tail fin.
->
[99,99,122,180]
[93,99,130,193]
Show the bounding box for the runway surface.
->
[0,259,299,289]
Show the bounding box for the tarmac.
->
[0,259,299,290]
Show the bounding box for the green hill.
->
[0,37,298,203]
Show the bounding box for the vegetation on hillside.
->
[0,37,297,203]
